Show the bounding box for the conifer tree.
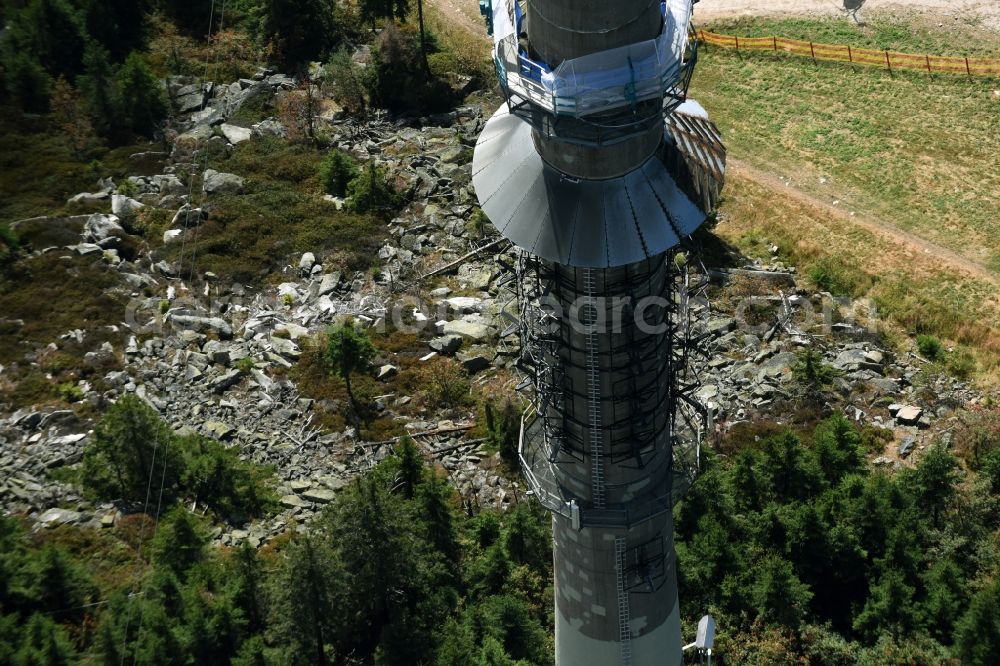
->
[4,53,51,112]
[116,52,167,137]
[78,43,118,136]
[26,545,97,622]
[8,0,87,81]
[394,436,424,499]
[852,569,919,642]
[269,535,338,666]
[418,470,460,563]
[257,0,339,68]
[151,508,207,581]
[228,543,266,636]
[13,613,75,666]
[502,503,549,570]
[81,394,179,504]
[324,320,376,412]
[812,412,864,485]
[78,0,152,61]
[911,442,960,527]
[954,579,1000,666]
[750,555,813,629]
[922,559,966,642]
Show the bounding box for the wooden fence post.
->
[693,30,1000,81]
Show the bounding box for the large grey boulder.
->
[167,314,234,339]
[152,174,187,196]
[270,337,301,360]
[456,263,495,290]
[280,494,310,509]
[430,334,463,355]
[83,214,124,242]
[111,194,144,217]
[442,318,491,342]
[202,169,244,195]
[176,125,214,145]
[833,349,877,373]
[302,487,336,504]
[170,204,205,229]
[444,296,483,314]
[756,351,799,382]
[226,82,271,116]
[896,405,923,426]
[317,272,342,296]
[251,118,287,138]
[37,508,83,527]
[67,190,110,206]
[204,421,236,440]
[176,88,207,113]
[220,123,252,144]
[191,106,223,126]
[267,73,296,89]
[439,145,466,164]
[210,369,243,394]
[203,340,232,366]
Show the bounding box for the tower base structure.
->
[553,513,682,666]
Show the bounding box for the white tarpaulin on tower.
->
[492,0,522,45]
[665,0,693,62]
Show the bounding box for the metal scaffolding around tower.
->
[473,1,726,665]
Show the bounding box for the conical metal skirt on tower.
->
[472,106,706,268]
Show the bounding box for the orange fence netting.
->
[697,30,1000,77]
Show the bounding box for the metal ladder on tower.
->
[583,268,605,509]
[615,537,632,666]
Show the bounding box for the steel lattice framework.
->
[502,250,712,528]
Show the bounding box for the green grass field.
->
[690,14,1000,374]
[690,15,1000,268]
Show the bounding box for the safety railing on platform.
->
[518,406,702,529]
[697,29,1000,77]
[492,0,695,119]
[495,35,690,120]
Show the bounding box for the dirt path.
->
[432,0,488,37]
[694,0,1000,30]
[727,158,999,286]
[427,0,998,286]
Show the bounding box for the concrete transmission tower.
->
[473,1,725,664]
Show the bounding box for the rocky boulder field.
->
[0,66,993,547]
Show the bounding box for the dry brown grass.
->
[714,170,1000,378]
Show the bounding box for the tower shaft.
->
[473,0,726,663]
[527,0,665,179]
[528,258,683,665]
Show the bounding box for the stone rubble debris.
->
[1,68,990,552]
